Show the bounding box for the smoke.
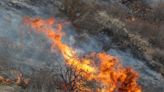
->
[144,0,164,7]
[0,0,164,91]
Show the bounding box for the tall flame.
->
[23,17,141,92]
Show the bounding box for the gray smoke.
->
[0,0,164,92]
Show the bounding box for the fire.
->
[23,17,142,92]
[0,73,30,88]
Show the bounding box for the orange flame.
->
[23,17,141,92]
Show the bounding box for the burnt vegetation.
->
[0,63,92,92]
[0,0,164,92]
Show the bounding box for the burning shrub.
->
[23,17,142,92]
[23,64,94,92]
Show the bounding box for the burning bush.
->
[22,17,142,92]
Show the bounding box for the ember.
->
[0,73,30,89]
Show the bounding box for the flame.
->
[23,17,142,92]
[0,74,30,88]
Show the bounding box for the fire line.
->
[23,17,142,92]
